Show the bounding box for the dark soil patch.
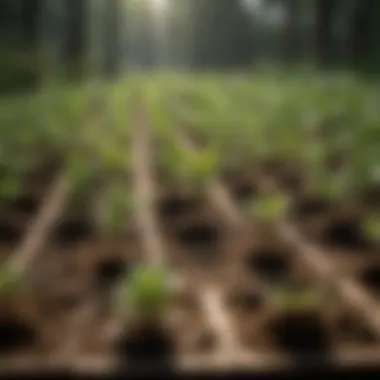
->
[270,312,330,354]
[194,330,217,352]
[322,219,369,250]
[359,266,380,295]
[246,249,293,283]
[96,257,128,289]
[277,171,304,194]
[290,197,332,221]
[159,195,200,220]
[230,182,258,203]
[177,222,220,251]
[228,290,264,313]
[0,318,36,354]
[30,156,62,183]
[10,194,39,215]
[0,222,21,245]
[261,159,285,176]
[361,184,380,208]
[53,219,96,247]
[336,314,376,343]
[56,293,83,311]
[325,153,346,173]
[118,325,174,366]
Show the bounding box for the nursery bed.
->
[0,97,379,378]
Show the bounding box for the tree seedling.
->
[362,213,380,243]
[65,153,93,195]
[102,187,134,234]
[0,176,23,203]
[186,146,220,187]
[0,264,23,299]
[267,283,326,313]
[252,191,289,224]
[117,264,170,324]
[161,143,219,189]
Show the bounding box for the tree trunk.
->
[63,0,87,77]
[20,0,41,50]
[347,0,374,70]
[104,0,121,77]
[282,0,300,64]
[314,0,335,66]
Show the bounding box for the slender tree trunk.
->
[347,0,374,70]
[20,0,41,50]
[104,0,121,77]
[282,0,300,64]
[63,0,87,77]
[314,0,335,66]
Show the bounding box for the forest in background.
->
[0,0,380,94]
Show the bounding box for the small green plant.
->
[268,284,325,312]
[0,265,22,297]
[252,192,288,223]
[186,146,220,186]
[161,143,219,188]
[119,264,170,322]
[315,170,346,201]
[362,213,380,242]
[65,153,94,195]
[0,176,22,201]
[103,187,134,234]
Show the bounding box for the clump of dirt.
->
[9,194,39,216]
[290,197,332,221]
[0,317,37,354]
[177,221,220,251]
[269,311,330,354]
[159,195,200,220]
[0,221,21,245]
[359,266,380,295]
[336,314,376,344]
[117,325,175,366]
[228,290,265,313]
[229,180,258,203]
[53,219,96,247]
[322,218,369,250]
[246,248,293,283]
[95,257,128,289]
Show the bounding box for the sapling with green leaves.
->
[0,264,23,298]
[160,142,219,189]
[251,191,289,224]
[100,187,134,234]
[0,175,23,203]
[116,264,170,324]
[362,213,380,243]
[313,166,347,202]
[268,283,326,313]
[186,146,220,187]
[65,152,93,195]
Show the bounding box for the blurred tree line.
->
[0,0,380,93]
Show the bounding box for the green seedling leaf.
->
[363,214,380,242]
[314,170,346,201]
[128,264,169,320]
[159,143,189,183]
[99,143,125,173]
[268,285,325,312]
[103,187,134,233]
[187,147,220,186]
[0,177,22,200]
[0,265,22,296]
[252,192,288,223]
[65,153,92,192]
